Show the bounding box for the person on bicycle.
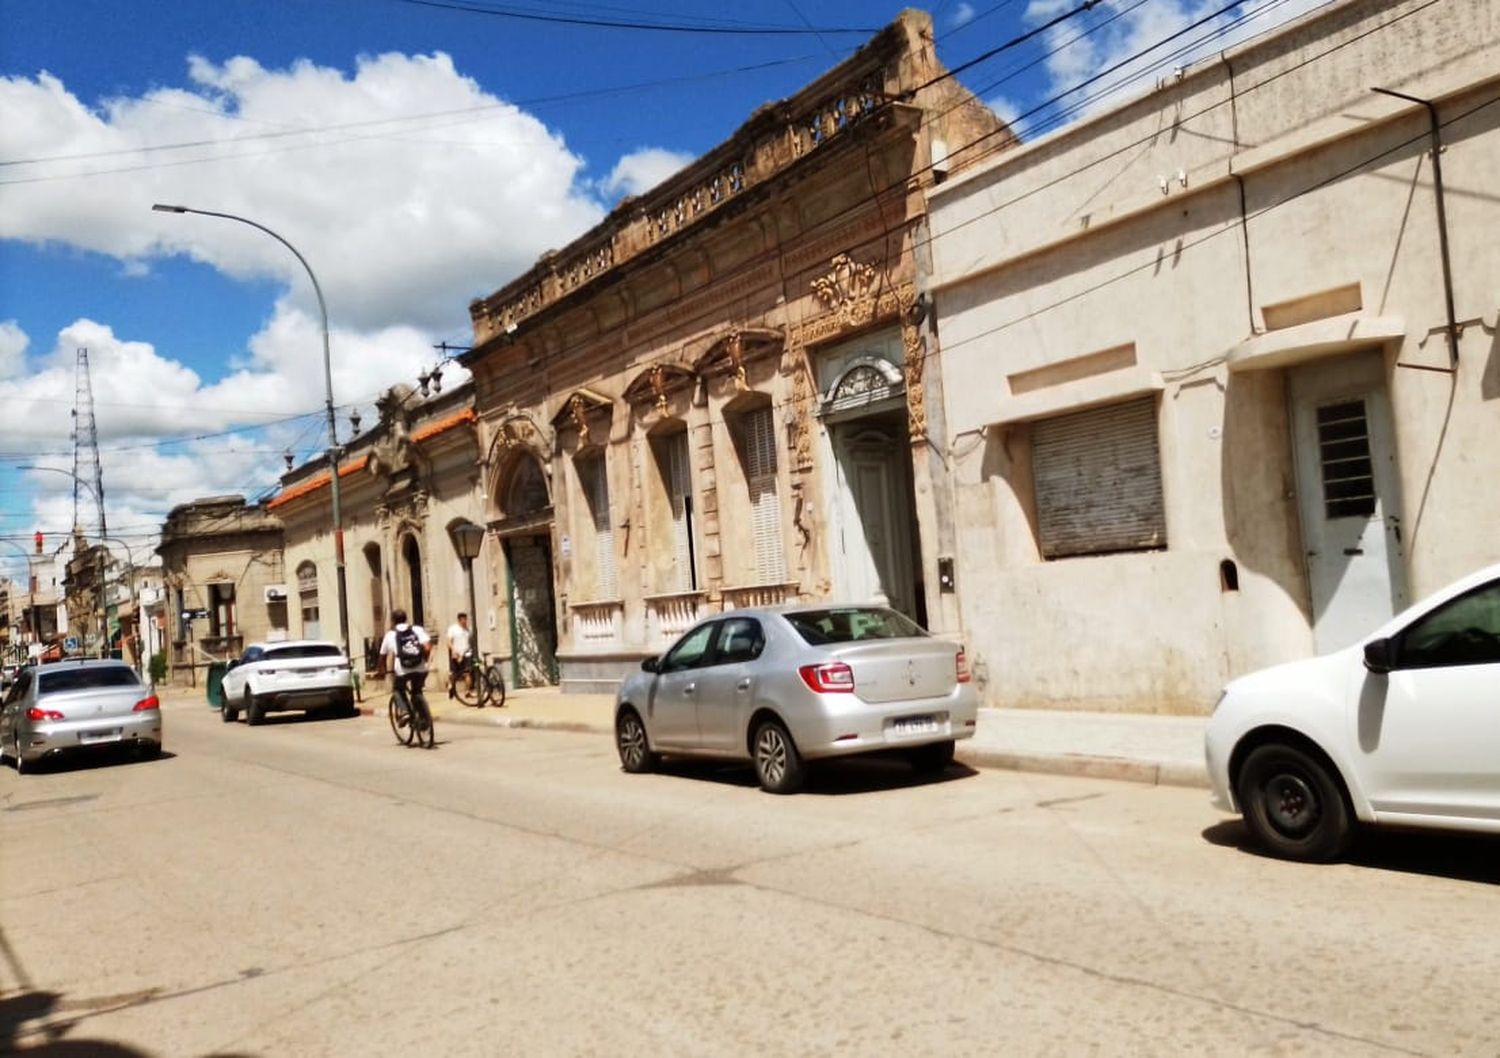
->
[445,612,472,700]
[379,608,431,711]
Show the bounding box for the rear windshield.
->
[265,645,343,661]
[784,608,928,645]
[38,667,141,695]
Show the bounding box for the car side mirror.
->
[1363,637,1395,674]
[227,660,239,670]
[641,656,659,674]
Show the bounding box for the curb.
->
[956,746,1210,789]
[353,705,1210,789]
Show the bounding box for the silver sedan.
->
[614,605,978,793]
[1,659,163,773]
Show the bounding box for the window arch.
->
[501,454,550,521]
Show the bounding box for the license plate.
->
[79,729,123,744]
[890,715,939,736]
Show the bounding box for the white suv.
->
[221,641,356,725]
[1206,561,1500,861]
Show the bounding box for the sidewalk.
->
[401,684,1211,789]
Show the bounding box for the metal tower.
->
[71,347,107,538]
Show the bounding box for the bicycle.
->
[389,679,436,749]
[452,650,507,709]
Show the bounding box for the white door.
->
[1352,577,1500,821]
[833,425,915,616]
[1290,353,1407,652]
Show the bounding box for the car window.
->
[660,623,717,674]
[241,646,264,664]
[714,618,765,664]
[264,644,344,661]
[1398,581,1500,669]
[3,670,29,706]
[37,667,141,696]
[784,607,927,645]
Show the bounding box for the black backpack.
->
[395,626,424,667]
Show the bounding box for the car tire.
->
[615,708,657,774]
[138,741,161,761]
[246,691,265,727]
[752,718,805,795]
[1236,743,1353,863]
[222,698,239,723]
[13,735,27,775]
[908,739,956,775]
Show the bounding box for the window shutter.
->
[741,407,787,584]
[582,457,618,598]
[1032,397,1166,559]
[665,432,693,591]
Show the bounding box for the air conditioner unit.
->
[264,584,289,603]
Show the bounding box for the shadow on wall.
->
[1482,326,1500,401]
[1219,369,1311,622]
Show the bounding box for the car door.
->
[693,617,766,752]
[1353,577,1500,821]
[0,669,30,742]
[647,622,719,748]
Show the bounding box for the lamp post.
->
[20,465,110,655]
[151,204,350,662]
[449,522,486,665]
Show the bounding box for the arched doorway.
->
[495,452,558,688]
[400,533,425,628]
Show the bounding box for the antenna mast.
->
[72,348,107,539]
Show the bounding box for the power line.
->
[384,0,877,35]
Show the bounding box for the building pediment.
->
[551,388,615,445]
[623,364,697,412]
[692,327,784,387]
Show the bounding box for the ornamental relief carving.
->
[810,254,878,324]
[901,314,927,441]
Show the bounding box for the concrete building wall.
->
[927,0,1500,713]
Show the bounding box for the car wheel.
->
[138,741,161,761]
[13,734,27,775]
[246,691,265,727]
[615,708,657,774]
[752,718,805,794]
[221,698,239,723]
[908,739,956,775]
[1236,743,1353,862]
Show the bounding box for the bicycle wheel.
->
[412,692,436,749]
[388,691,415,746]
[485,662,507,709]
[453,661,481,706]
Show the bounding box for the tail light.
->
[27,707,65,721]
[955,649,972,684]
[133,695,160,712]
[799,662,855,694]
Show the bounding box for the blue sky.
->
[0,0,1323,581]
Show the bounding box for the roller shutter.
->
[1032,398,1166,559]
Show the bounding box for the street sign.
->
[64,635,80,652]
[182,608,210,621]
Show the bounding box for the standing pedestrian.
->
[445,612,472,700]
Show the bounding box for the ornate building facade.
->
[463,11,1009,690]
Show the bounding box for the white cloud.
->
[1025,0,1333,122]
[951,3,977,28]
[986,95,1025,134]
[600,147,694,201]
[0,320,27,378]
[0,51,605,333]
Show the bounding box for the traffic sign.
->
[64,635,80,652]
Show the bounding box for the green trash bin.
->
[206,661,227,708]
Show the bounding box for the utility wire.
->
[384,0,876,35]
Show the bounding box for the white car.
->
[220,640,356,725]
[1206,561,1500,861]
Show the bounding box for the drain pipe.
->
[1221,52,1257,336]
[1372,87,1460,368]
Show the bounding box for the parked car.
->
[1206,561,1500,861]
[220,640,356,725]
[1,658,162,773]
[614,605,978,793]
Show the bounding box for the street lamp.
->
[0,539,40,649]
[151,203,350,662]
[449,522,486,664]
[20,464,110,656]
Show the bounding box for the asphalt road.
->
[2,700,1498,1057]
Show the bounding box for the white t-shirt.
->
[380,623,431,676]
[446,622,472,658]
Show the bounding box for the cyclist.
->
[445,612,472,701]
[379,608,432,732]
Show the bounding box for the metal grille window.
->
[1032,398,1166,559]
[1315,400,1376,518]
[296,561,320,639]
[663,431,696,591]
[579,455,619,599]
[738,406,787,584]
